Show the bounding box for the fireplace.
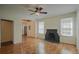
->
[45,29,60,43]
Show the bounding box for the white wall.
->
[37,12,76,45]
[0,5,26,44]
[76,9,79,52]
[13,20,22,44]
[0,5,77,45]
[0,5,3,18]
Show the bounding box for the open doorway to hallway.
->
[21,19,36,40]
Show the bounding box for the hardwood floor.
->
[0,36,77,54]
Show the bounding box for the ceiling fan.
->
[28,7,47,16]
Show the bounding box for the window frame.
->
[38,21,44,34]
[60,17,73,36]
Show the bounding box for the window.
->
[61,17,73,36]
[38,22,44,34]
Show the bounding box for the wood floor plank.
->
[0,37,77,54]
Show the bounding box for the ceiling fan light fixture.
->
[35,12,40,16]
[28,6,47,16]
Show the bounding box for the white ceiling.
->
[1,4,79,20]
[21,4,79,20]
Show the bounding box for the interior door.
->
[30,21,35,37]
[1,20,13,43]
[27,21,35,37]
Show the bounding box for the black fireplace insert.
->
[45,29,60,43]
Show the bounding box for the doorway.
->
[22,19,36,38]
[0,19,14,46]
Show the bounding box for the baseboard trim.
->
[1,41,13,46]
[60,42,76,46]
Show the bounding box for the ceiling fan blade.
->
[39,7,43,11]
[30,12,35,15]
[40,12,47,14]
[28,9,35,12]
[36,7,39,10]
